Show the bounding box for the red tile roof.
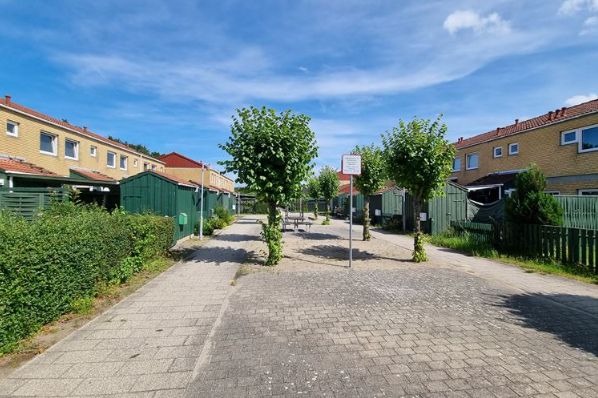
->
[70,168,116,182]
[455,99,598,149]
[159,152,205,168]
[152,170,198,187]
[337,171,350,181]
[0,96,163,163]
[0,157,57,176]
[339,184,359,195]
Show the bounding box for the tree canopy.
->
[317,166,339,223]
[219,106,318,265]
[352,144,387,240]
[382,116,455,261]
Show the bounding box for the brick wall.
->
[1,107,163,180]
[451,112,598,194]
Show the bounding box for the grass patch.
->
[428,232,598,284]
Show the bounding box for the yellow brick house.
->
[451,99,598,198]
[0,95,164,189]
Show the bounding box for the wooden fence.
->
[556,195,598,230]
[450,221,598,272]
[0,187,68,220]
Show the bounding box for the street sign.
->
[342,154,361,175]
[341,154,362,268]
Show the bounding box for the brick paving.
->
[186,221,598,397]
[0,217,262,397]
[2,217,598,397]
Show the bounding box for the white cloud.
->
[443,10,511,35]
[581,15,598,34]
[565,93,598,106]
[559,0,598,15]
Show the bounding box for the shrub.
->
[214,207,234,225]
[506,164,563,225]
[0,203,174,354]
[211,216,228,230]
[194,218,215,236]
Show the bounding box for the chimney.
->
[561,106,567,117]
[496,127,500,135]
[83,126,87,131]
[458,137,463,143]
[556,108,562,118]
[4,95,11,104]
[548,111,554,120]
[514,119,519,126]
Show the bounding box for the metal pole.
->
[199,165,205,239]
[349,175,353,268]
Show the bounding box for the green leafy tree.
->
[307,178,320,219]
[506,164,562,225]
[219,106,318,265]
[382,116,455,262]
[318,166,340,224]
[352,144,387,241]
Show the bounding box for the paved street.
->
[2,217,598,397]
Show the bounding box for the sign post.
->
[341,154,361,268]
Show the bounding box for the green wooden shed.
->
[120,171,198,242]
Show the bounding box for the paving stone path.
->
[0,217,262,397]
[3,217,598,397]
[186,220,598,398]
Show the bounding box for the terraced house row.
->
[0,95,235,213]
[450,98,598,201]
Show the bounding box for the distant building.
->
[159,152,235,193]
[451,99,598,196]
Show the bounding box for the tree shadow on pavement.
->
[188,246,256,265]
[293,232,342,240]
[497,293,598,356]
[214,234,260,242]
[299,244,409,263]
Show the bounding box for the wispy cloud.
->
[565,93,598,106]
[559,0,598,15]
[443,10,511,35]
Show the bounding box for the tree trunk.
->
[363,197,371,241]
[325,200,330,221]
[314,200,318,220]
[412,195,427,262]
[263,202,283,265]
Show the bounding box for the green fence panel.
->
[556,196,598,229]
[0,187,67,220]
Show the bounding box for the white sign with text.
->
[342,154,361,175]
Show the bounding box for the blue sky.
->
[1,0,597,172]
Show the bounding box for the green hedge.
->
[0,203,174,353]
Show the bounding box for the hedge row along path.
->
[2,217,598,397]
[0,216,262,397]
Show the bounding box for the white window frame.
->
[120,155,128,171]
[107,151,116,168]
[6,120,19,137]
[90,145,97,157]
[578,124,598,153]
[560,130,578,146]
[493,146,503,158]
[466,153,479,170]
[578,189,598,195]
[452,157,461,172]
[64,139,79,160]
[39,131,58,156]
[508,143,519,155]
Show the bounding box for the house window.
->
[40,131,57,155]
[544,191,560,196]
[120,155,128,170]
[561,130,578,145]
[65,139,79,160]
[580,126,598,152]
[493,147,503,158]
[133,159,138,167]
[90,145,97,157]
[508,143,519,155]
[144,162,150,170]
[151,164,156,171]
[107,151,116,168]
[579,189,598,195]
[466,153,479,170]
[453,158,461,171]
[6,121,18,137]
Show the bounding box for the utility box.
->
[178,212,188,225]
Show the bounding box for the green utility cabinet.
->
[120,171,198,242]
